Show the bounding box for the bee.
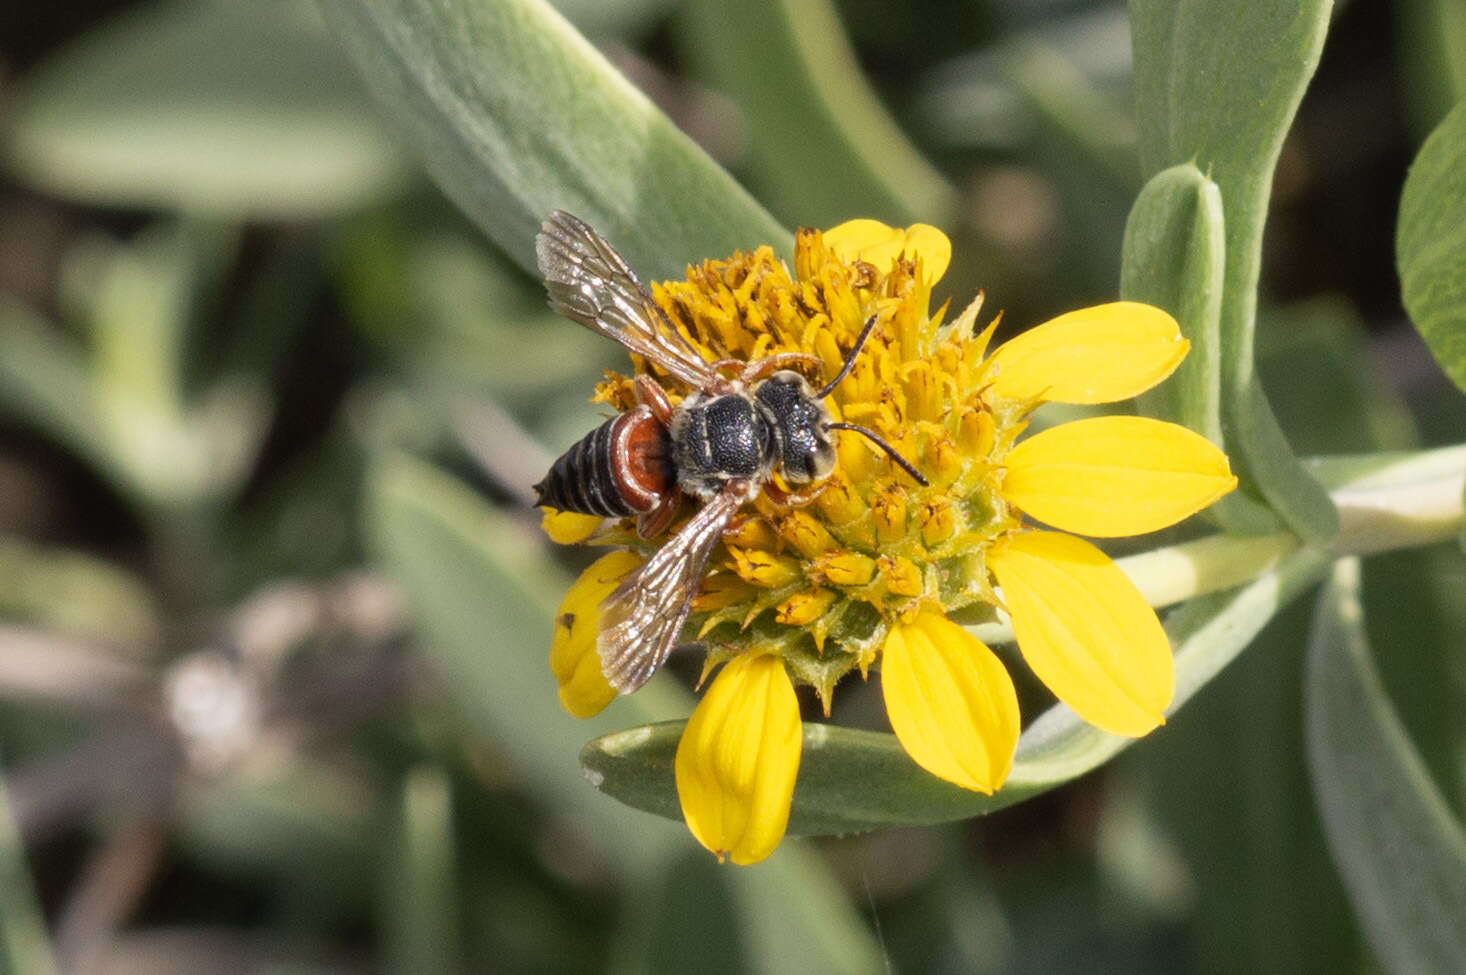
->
[533,211,926,693]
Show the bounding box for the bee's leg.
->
[763,480,831,508]
[633,374,674,425]
[736,353,824,385]
[636,495,680,539]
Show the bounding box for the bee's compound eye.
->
[805,437,837,482]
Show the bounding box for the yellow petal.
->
[540,508,603,545]
[675,654,802,865]
[1001,416,1238,537]
[881,613,1020,792]
[549,550,641,718]
[985,302,1187,404]
[823,219,952,284]
[989,532,1174,736]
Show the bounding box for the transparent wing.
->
[597,487,743,692]
[536,211,716,390]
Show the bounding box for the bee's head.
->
[753,371,837,485]
[753,314,930,489]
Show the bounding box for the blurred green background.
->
[1,0,1464,972]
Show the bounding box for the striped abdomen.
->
[534,406,675,518]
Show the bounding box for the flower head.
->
[544,220,1236,863]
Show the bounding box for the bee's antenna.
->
[816,314,881,398]
[824,422,930,487]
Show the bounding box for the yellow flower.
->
[544,220,1236,863]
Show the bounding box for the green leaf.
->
[1129,577,1362,973]
[382,767,461,975]
[1305,558,1466,972]
[1398,0,1466,138]
[318,0,788,280]
[0,771,58,975]
[1257,297,1420,455]
[0,226,270,510]
[3,0,406,218]
[640,851,749,975]
[1363,546,1466,813]
[1398,99,1466,395]
[677,0,955,229]
[1121,164,1225,446]
[0,296,109,471]
[553,0,678,41]
[365,456,886,974]
[581,546,1331,834]
[1129,0,1338,543]
[0,537,159,650]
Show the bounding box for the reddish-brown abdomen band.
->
[612,409,674,510]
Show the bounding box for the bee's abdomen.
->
[534,406,674,518]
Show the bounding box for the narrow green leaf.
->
[1,227,270,510]
[365,456,885,974]
[553,0,677,40]
[581,546,1331,834]
[1398,0,1466,138]
[383,767,461,975]
[318,0,788,280]
[1131,576,1362,973]
[639,851,748,975]
[0,537,159,649]
[0,297,109,470]
[1305,558,1466,972]
[724,846,887,975]
[1398,100,1466,395]
[1121,164,1225,445]
[678,0,956,229]
[1129,0,1338,542]
[1363,547,1466,814]
[3,0,406,218]
[0,772,60,975]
